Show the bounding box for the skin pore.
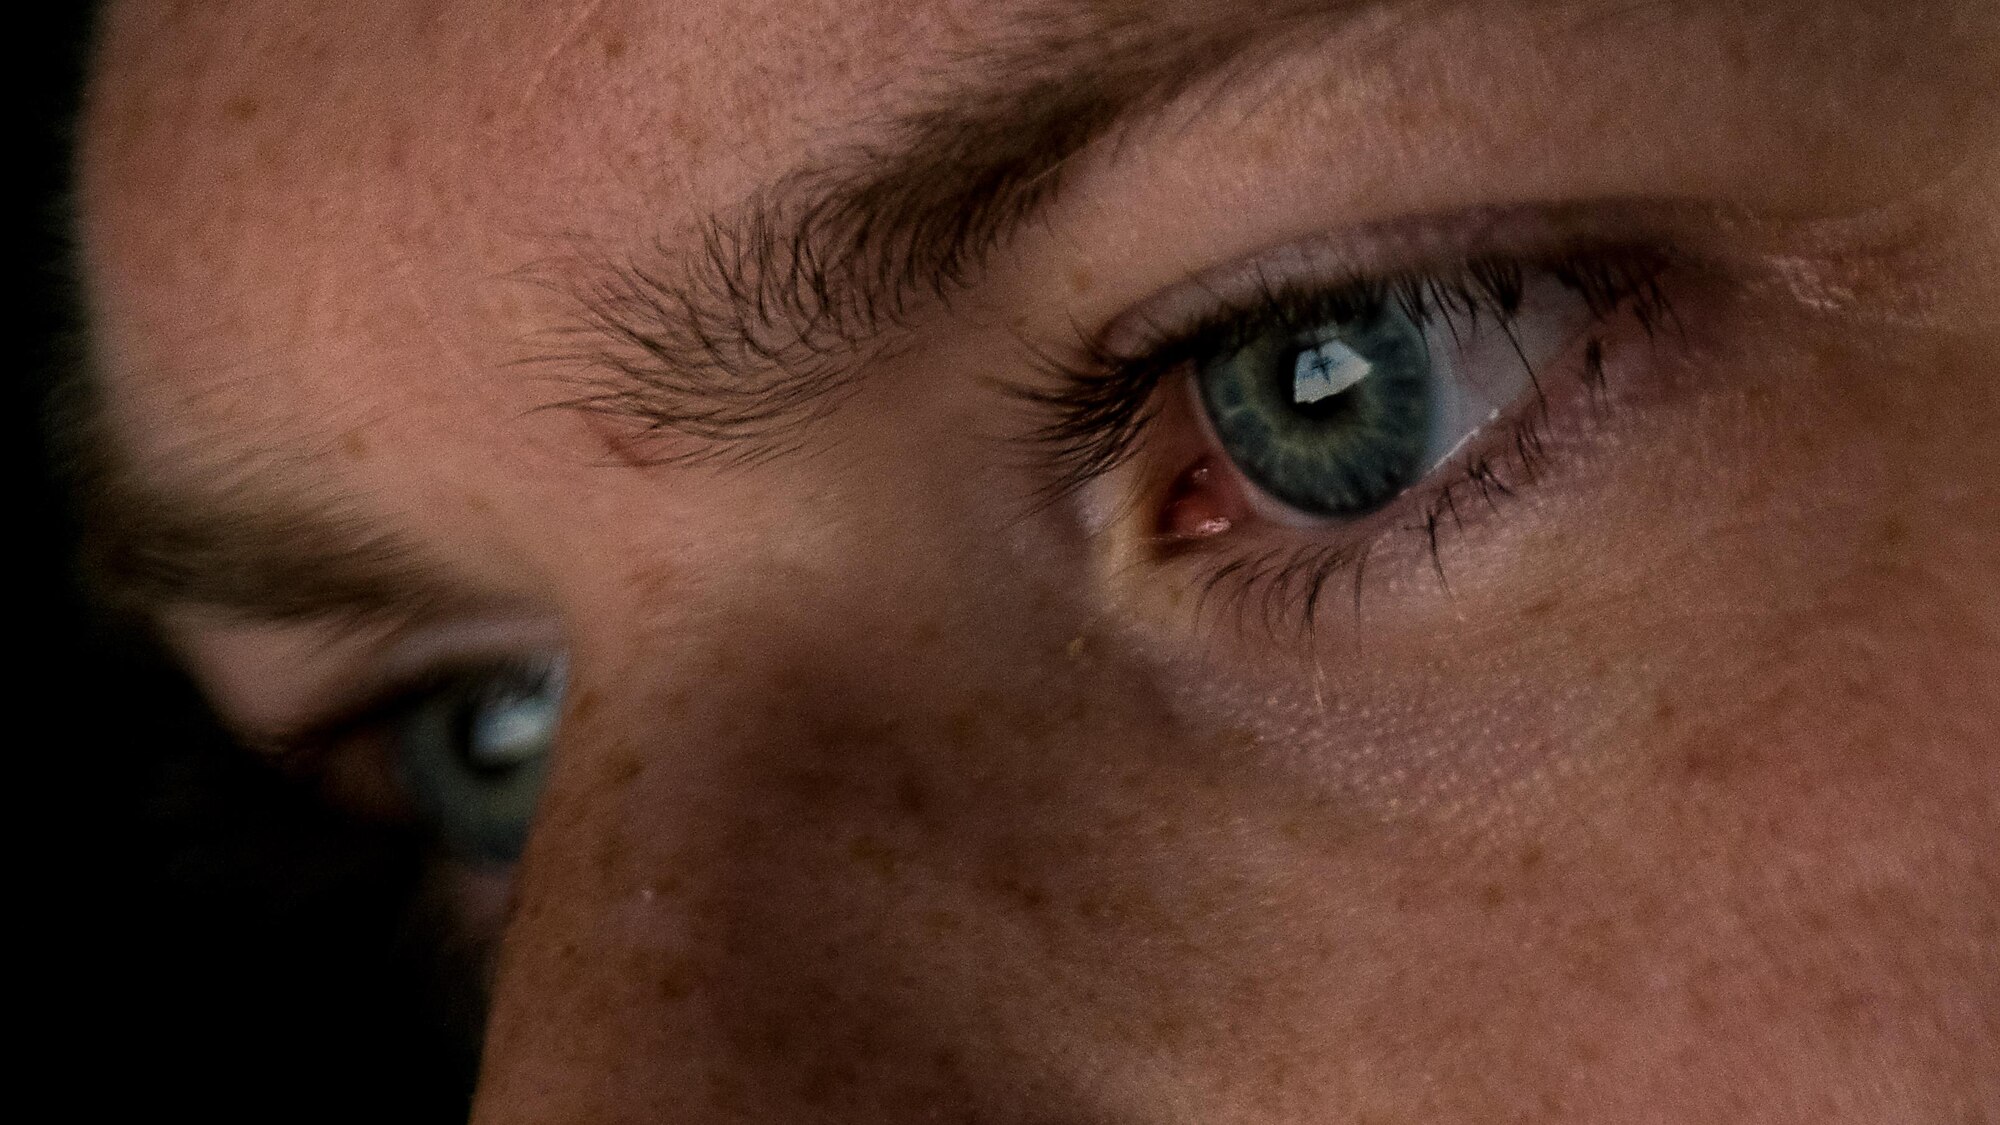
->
[75,0,1998,1121]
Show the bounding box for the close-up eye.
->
[393,658,565,865]
[1026,236,1675,593]
[1188,260,1622,521]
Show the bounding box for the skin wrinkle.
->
[71,0,2000,1121]
[509,0,616,117]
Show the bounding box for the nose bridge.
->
[471,473,1166,1122]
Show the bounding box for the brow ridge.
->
[546,0,1367,464]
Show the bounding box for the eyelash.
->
[1016,243,1681,633]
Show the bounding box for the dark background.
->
[28,10,474,1120]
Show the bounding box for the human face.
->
[75,0,1999,1121]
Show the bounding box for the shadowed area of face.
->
[74,0,2000,1121]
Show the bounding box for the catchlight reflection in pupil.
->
[1196,304,1438,517]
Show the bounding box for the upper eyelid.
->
[179,613,567,751]
[1073,202,1692,360]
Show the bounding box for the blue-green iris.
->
[397,661,563,864]
[1196,303,1436,517]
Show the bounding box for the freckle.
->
[657,958,694,1001]
[943,708,979,745]
[339,429,369,459]
[1517,843,1545,873]
[380,124,408,172]
[606,753,643,787]
[1479,883,1508,910]
[1067,264,1093,294]
[570,687,600,722]
[894,771,930,817]
[666,108,708,151]
[1521,594,1560,620]
[993,875,1050,912]
[1147,1013,1188,1048]
[847,834,901,879]
[921,908,962,934]
[592,829,626,879]
[223,94,259,122]
[601,33,627,60]
[463,493,492,513]
[1678,743,1735,781]
[1587,656,1612,682]
[1652,695,1677,729]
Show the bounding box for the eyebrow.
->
[76,0,1381,622]
[550,0,1376,461]
[64,404,476,625]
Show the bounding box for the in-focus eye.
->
[1191,265,1588,522]
[395,658,564,864]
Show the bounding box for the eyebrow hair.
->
[60,391,476,625]
[71,0,1380,622]
[551,0,1373,462]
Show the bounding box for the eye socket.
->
[392,658,564,865]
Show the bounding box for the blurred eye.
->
[394,659,564,864]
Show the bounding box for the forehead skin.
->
[78,1,2000,1123]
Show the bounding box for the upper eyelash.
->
[1012,243,1680,634]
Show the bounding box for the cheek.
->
[472,318,2000,1121]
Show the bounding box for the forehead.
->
[76,0,988,461]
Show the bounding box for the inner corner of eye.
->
[1156,453,1252,544]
